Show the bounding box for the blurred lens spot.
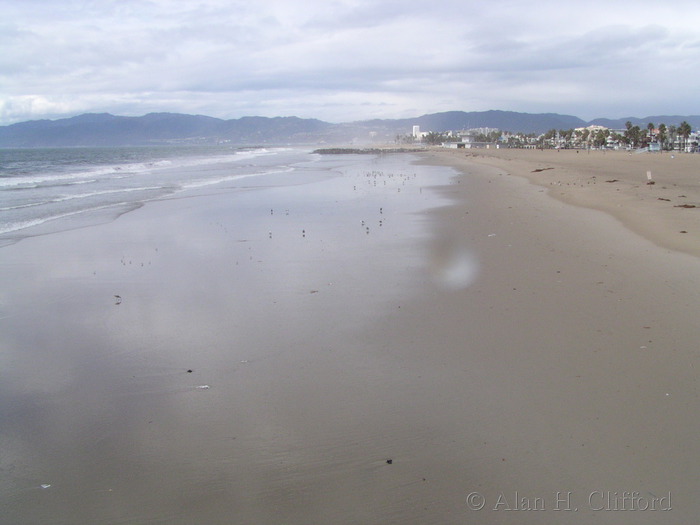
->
[429,242,478,290]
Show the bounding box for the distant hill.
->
[0,110,698,147]
[357,110,586,135]
[0,112,333,147]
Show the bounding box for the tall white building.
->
[412,125,420,138]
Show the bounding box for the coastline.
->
[1,148,699,523]
[396,149,700,522]
[425,147,700,258]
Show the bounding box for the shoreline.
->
[1,149,699,523]
[423,147,700,259]
[396,149,700,522]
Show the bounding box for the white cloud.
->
[2,0,700,124]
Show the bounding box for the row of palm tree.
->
[403,121,695,151]
[627,120,693,150]
[541,121,695,150]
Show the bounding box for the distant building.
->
[411,125,431,140]
[460,127,500,136]
[574,125,609,133]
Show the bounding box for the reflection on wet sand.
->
[0,154,454,524]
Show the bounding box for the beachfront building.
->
[566,125,622,150]
[434,123,696,151]
[690,131,699,152]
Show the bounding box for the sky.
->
[2,0,700,125]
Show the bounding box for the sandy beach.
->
[432,147,700,258]
[1,148,699,524]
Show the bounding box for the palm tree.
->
[668,125,678,150]
[624,123,643,148]
[593,129,609,148]
[581,129,590,148]
[657,124,667,149]
[625,125,642,148]
[647,122,655,144]
[610,131,625,148]
[678,121,692,151]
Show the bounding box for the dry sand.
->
[1,149,699,524]
[431,147,700,257]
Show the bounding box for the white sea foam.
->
[0,146,303,240]
[0,186,166,211]
[179,166,295,190]
[0,149,273,190]
[0,201,44,212]
[53,186,166,202]
[0,203,134,235]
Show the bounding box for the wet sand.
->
[1,149,699,524]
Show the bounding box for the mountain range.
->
[1,110,699,147]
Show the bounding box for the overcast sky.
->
[2,0,699,125]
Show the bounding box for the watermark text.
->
[465,491,672,512]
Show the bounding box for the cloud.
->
[2,0,700,124]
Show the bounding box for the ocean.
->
[0,145,474,523]
[0,145,307,245]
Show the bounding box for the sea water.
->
[0,146,466,524]
[0,145,306,244]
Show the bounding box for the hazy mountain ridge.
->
[1,111,698,147]
[366,110,586,134]
[0,113,334,147]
